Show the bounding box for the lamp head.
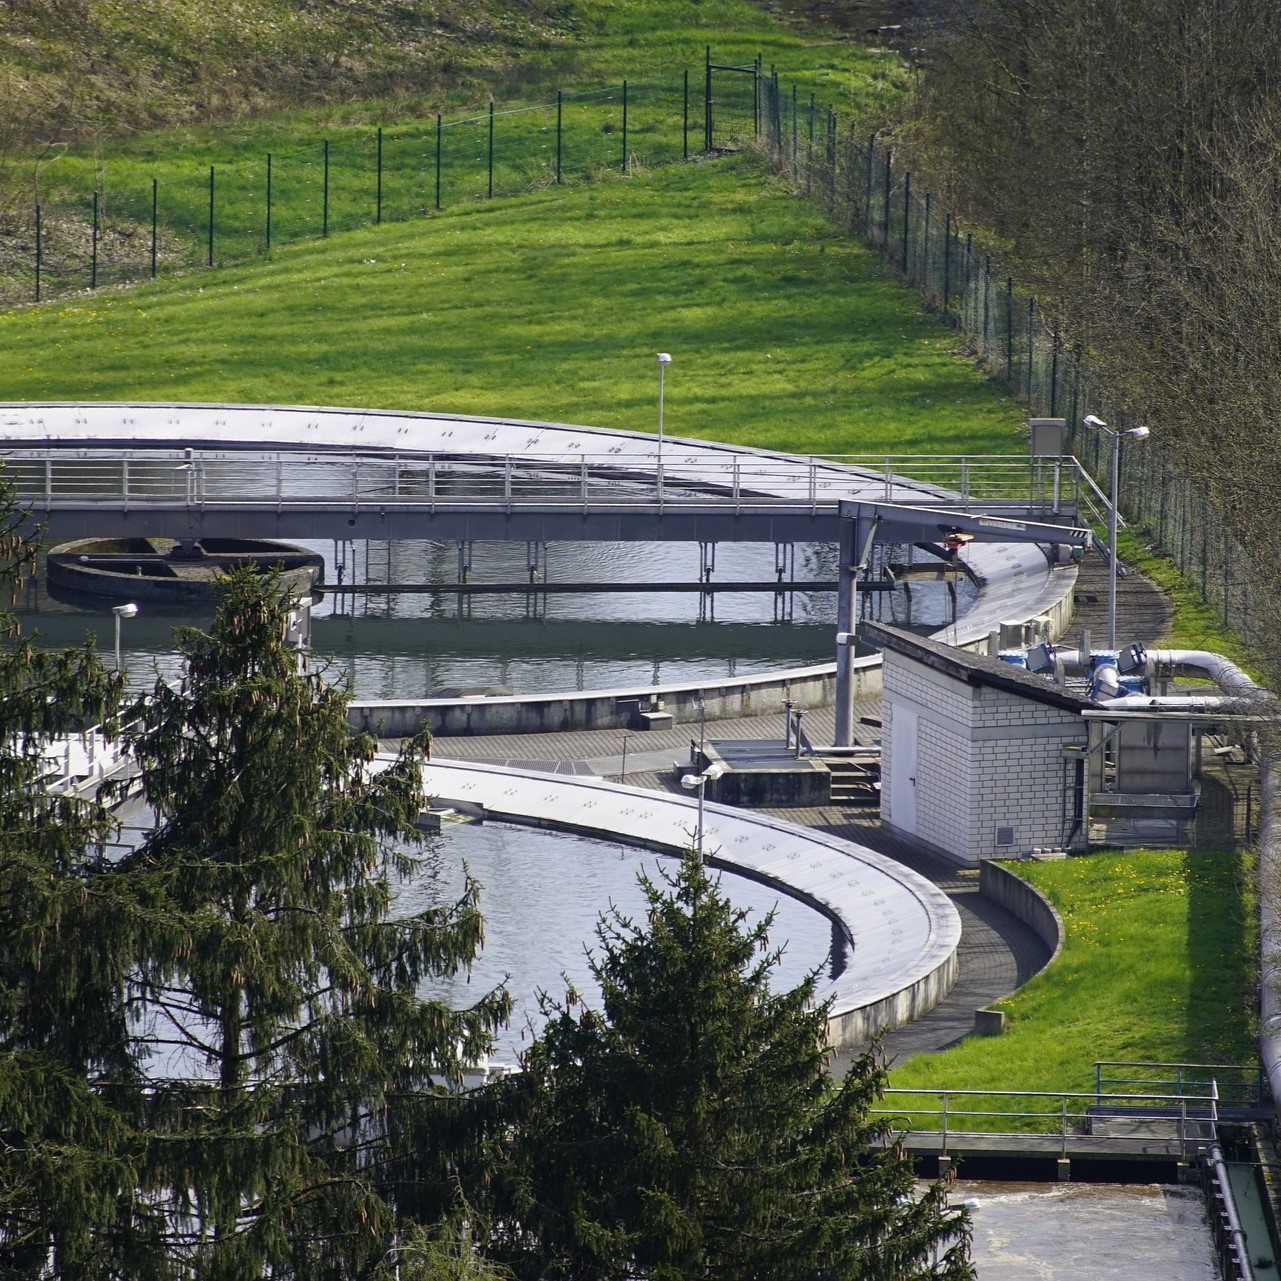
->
[112,603,139,619]
[656,352,672,365]
[1082,414,1107,429]
[704,763,726,781]
[680,774,700,791]
[1126,425,1151,440]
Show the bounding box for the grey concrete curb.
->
[396,756,963,1049]
[978,859,1064,976]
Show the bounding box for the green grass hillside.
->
[3,153,1021,456]
[5,0,899,171]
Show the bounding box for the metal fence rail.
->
[1094,1060,1267,1111]
[0,448,1104,530]
[878,1085,1221,1160]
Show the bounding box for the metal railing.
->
[1094,1060,1267,1111]
[877,1086,1220,1160]
[39,723,133,797]
[0,448,1103,521]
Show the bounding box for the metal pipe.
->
[1207,1141,1256,1281]
[1097,694,1230,712]
[1260,760,1281,1124]
[1150,648,1261,698]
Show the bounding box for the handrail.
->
[1094,1060,1266,1108]
[876,1085,1220,1159]
[0,448,1102,515]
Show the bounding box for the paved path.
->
[1066,545,1173,646]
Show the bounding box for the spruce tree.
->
[486,850,973,1281]
[0,500,168,1277]
[117,567,510,1279]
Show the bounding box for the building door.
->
[890,705,918,834]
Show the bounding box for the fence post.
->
[265,153,272,250]
[791,83,798,167]
[376,126,383,224]
[34,204,41,302]
[1050,327,1059,416]
[557,90,563,182]
[91,190,99,289]
[922,191,931,295]
[752,53,761,137]
[983,256,993,359]
[1006,277,1014,381]
[807,92,815,194]
[1026,297,1035,400]
[881,148,891,250]
[484,103,494,197]
[705,46,713,151]
[901,170,911,274]
[863,132,874,231]
[621,79,628,172]
[322,140,329,236]
[207,168,215,267]
[771,69,780,158]
[150,178,158,277]
[942,212,951,318]
[435,113,442,209]
[683,70,689,160]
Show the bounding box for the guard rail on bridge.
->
[0,448,1110,541]
[877,1084,1223,1162]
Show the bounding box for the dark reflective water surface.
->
[18,538,975,696]
[399,822,837,1064]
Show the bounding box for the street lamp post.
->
[680,761,725,859]
[1082,415,1150,650]
[656,352,672,471]
[112,602,139,670]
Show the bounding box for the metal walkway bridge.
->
[0,403,1105,546]
[0,403,1102,745]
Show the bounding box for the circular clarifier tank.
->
[402,820,838,1063]
[14,537,975,697]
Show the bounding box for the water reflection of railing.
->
[0,449,1101,521]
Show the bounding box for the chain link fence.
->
[757,72,1262,656]
[14,76,699,308]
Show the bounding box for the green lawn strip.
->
[5,153,1022,458]
[885,849,1257,1133]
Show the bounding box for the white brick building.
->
[867,623,1094,867]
